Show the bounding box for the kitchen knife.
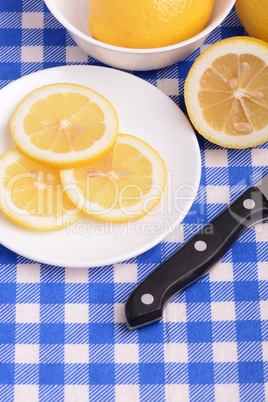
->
[125,174,268,329]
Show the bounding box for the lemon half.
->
[184,37,268,148]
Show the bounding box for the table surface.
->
[0,1,267,401]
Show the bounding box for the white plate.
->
[0,66,201,268]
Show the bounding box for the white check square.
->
[258,262,268,281]
[21,46,43,63]
[157,78,179,96]
[207,186,229,204]
[260,301,268,320]
[15,344,39,364]
[165,342,188,363]
[114,303,125,323]
[205,149,228,167]
[115,343,139,363]
[65,344,89,364]
[14,385,39,402]
[16,303,40,323]
[65,303,89,324]
[22,12,43,29]
[17,264,40,283]
[165,384,189,402]
[114,263,137,283]
[65,268,89,283]
[215,384,239,402]
[66,46,88,63]
[213,342,237,362]
[164,302,186,322]
[115,385,139,402]
[262,341,268,361]
[65,385,89,402]
[210,263,233,282]
[211,302,235,321]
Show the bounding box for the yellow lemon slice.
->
[0,148,82,230]
[11,83,119,168]
[60,134,166,222]
[184,36,268,148]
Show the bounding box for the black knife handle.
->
[125,186,268,329]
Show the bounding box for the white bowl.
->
[44,0,236,71]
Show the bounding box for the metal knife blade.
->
[125,175,268,329]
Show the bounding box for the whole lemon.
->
[88,0,215,49]
[235,0,268,43]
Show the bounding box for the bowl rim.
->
[44,0,236,54]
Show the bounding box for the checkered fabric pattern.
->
[0,0,268,401]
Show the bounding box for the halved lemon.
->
[11,83,119,168]
[60,134,166,222]
[0,148,82,230]
[184,36,268,148]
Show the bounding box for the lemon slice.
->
[60,134,166,222]
[0,148,82,230]
[11,83,119,168]
[184,37,268,148]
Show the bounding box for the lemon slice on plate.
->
[11,83,119,168]
[60,134,166,223]
[184,36,268,148]
[0,148,82,230]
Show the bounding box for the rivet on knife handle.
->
[125,185,268,329]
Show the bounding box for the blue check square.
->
[187,322,212,343]
[0,364,14,384]
[0,1,22,12]
[188,363,214,384]
[43,29,66,46]
[232,243,257,263]
[89,363,115,385]
[0,245,17,264]
[0,323,15,343]
[238,362,264,384]
[0,30,21,47]
[40,364,64,385]
[139,363,165,384]
[138,243,162,264]
[89,324,114,344]
[0,283,15,303]
[40,323,65,344]
[236,320,262,342]
[88,283,114,304]
[185,282,210,303]
[234,281,259,302]
[139,322,164,344]
[40,283,65,304]
[228,167,252,186]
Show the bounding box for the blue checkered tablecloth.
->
[0,1,268,401]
